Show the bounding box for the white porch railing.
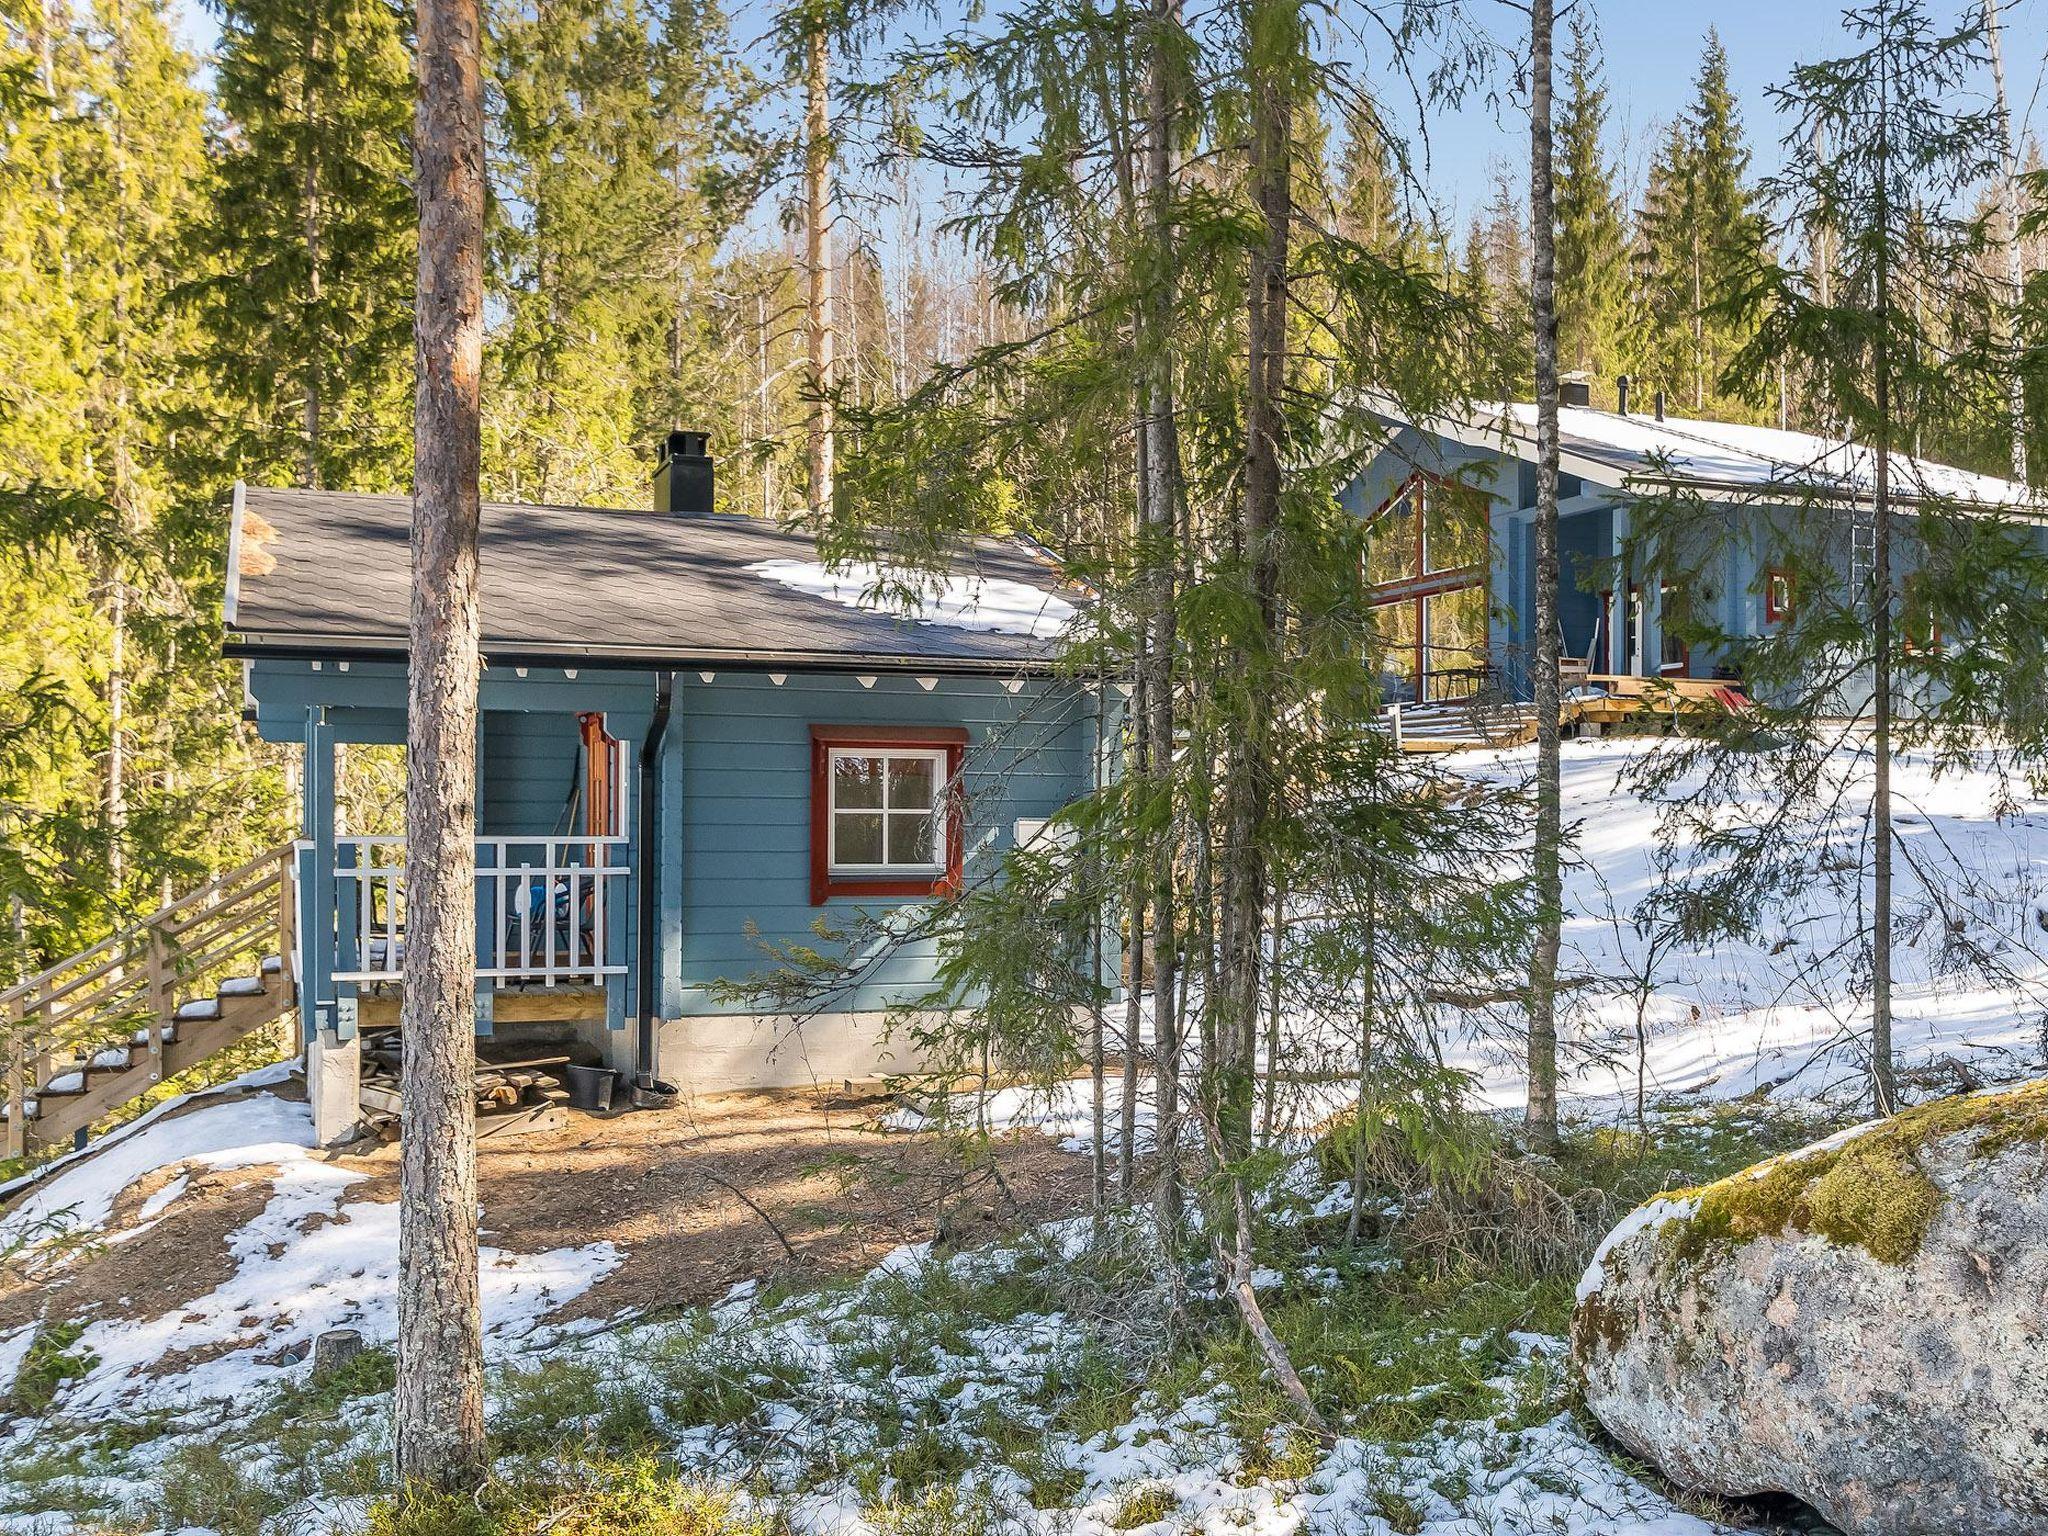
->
[331,836,631,986]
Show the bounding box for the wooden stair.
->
[2,844,298,1156]
[1382,699,1544,753]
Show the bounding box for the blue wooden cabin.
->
[226,437,1098,1140]
[1342,381,2041,710]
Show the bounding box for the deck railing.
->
[330,836,631,987]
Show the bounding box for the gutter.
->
[635,669,674,1084]
[219,632,1069,677]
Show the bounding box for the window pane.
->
[1365,487,1421,588]
[886,810,937,866]
[833,755,884,809]
[886,755,936,811]
[835,811,885,865]
[1422,484,1488,572]
[1424,584,1487,656]
[1373,599,1419,704]
[1422,585,1487,702]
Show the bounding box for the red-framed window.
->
[1364,474,1490,703]
[1763,567,1794,625]
[809,724,967,905]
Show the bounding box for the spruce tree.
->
[1625,0,2036,1117]
[191,0,417,490]
[1636,29,1770,418]
[1553,9,1630,400]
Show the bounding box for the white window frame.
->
[826,747,949,876]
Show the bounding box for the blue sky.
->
[1381,0,2047,225]
[169,0,2046,228]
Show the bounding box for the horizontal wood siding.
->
[481,711,582,836]
[665,671,1095,1016]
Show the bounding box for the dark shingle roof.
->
[225,487,1076,673]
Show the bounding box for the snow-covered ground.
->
[0,1069,617,1420]
[903,738,2048,1150]
[2,738,2042,1536]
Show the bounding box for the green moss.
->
[1655,1079,2048,1270]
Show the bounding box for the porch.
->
[279,666,659,1065]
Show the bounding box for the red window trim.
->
[809,725,968,905]
[1763,567,1794,624]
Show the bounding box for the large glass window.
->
[1367,476,1490,702]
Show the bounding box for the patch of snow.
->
[41,1073,82,1095]
[747,557,1076,640]
[63,1157,618,1414]
[0,1091,314,1249]
[0,1330,33,1398]
[135,1173,190,1225]
[218,975,266,997]
[1576,1194,1701,1303]
[174,999,220,1020]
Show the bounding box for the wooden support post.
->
[4,988,24,1160]
[276,845,298,1006]
[145,926,169,1084]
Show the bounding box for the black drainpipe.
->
[635,669,675,1084]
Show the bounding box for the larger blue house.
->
[1342,384,2039,709]
[226,435,1098,1142]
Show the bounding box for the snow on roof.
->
[1493,401,2036,509]
[747,558,1078,641]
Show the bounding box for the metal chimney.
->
[653,430,713,515]
[1653,390,1666,422]
[1617,375,1631,415]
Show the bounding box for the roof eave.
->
[221,629,1070,677]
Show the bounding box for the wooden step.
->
[20,986,292,1149]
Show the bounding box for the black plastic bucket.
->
[564,1064,617,1113]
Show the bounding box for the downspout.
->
[635,670,675,1084]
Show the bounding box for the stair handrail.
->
[3,840,298,1156]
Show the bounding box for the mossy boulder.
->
[1572,1078,2048,1536]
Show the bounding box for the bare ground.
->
[0,1083,1092,1350]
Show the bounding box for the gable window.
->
[810,725,966,903]
[1764,568,1794,625]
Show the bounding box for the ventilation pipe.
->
[1617,375,1631,415]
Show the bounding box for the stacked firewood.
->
[357,1027,572,1134]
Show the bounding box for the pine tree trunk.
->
[301,37,324,490]
[396,0,487,1488]
[804,18,835,518]
[1119,667,1145,1199]
[1525,0,1564,1150]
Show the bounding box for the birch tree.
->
[395,0,488,1486]
[1524,0,1563,1150]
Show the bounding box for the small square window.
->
[810,727,967,903]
